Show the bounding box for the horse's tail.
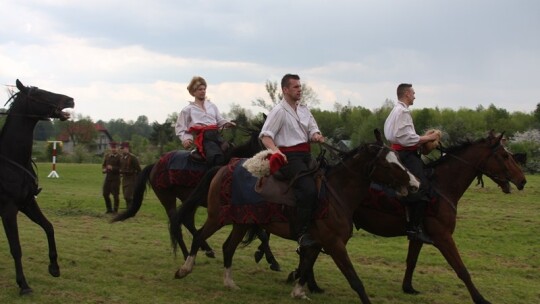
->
[111,163,154,223]
[241,225,262,248]
[170,165,222,254]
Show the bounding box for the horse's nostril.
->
[409,186,419,193]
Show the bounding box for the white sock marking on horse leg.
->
[223,267,239,290]
[290,282,310,300]
[178,255,195,277]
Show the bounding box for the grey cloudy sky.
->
[1,0,539,123]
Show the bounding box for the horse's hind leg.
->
[222,225,249,289]
[254,229,280,271]
[175,219,223,279]
[2,211,32,295]
[20,198,60,278]
[182,208,215,258]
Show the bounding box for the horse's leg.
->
[253,229,280,271]
[435,235,491,304]
[175,219,223,279]
[181,208,215,258]
[2,211,32,295]
[402,240,423,294]
[20,198,60,278]
[307,242,371,304]
[286,250,324,293]
[222,225,249,290]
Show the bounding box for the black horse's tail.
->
[111,163,154,223]
[170,166,222,254]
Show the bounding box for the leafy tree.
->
[61,116,97,147]
[252,79,320,111]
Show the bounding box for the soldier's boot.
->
[113,197,120,213]
[296,207,317,248]
[104,197,113,213]
[125,199,133,210]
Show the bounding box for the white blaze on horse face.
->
[385,151,421,189]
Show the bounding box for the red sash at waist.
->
[188,124,219,158]
[279,143,311,153]
[391,143,418,151]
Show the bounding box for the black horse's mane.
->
[427,137,491,168]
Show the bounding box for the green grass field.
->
[0,163,538,304]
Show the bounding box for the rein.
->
[0,154,39,186]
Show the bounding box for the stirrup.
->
[407,229,434,245]
[297,233,317,248]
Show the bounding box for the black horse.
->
[0,79,74,295]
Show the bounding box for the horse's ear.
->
[16,79,26,92]
[487,129,496,139]
[374,128,383,144]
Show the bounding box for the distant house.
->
[58,123,113,155]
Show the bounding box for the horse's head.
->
[478,130,527,193]
[12,79,74,121]
[346,129,419,197]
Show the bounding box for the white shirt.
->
[175,100,228,141]
[383,101,420,147]
[259,100,321,147]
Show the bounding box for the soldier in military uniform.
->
[101,142,121,213]
[119,141,141,210]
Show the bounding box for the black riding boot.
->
[296,207,316,248]
[406,201,433,245]
[113,197,120,213]
[104,197,113,213]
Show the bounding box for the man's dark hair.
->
[281,74,300,89]
[397,83,412,99]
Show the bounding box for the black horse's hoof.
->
[254,250,264,263]
[286,270,298,284]
[403,286,420,295]
[49,264,61,277]
[19,287,33,296]
[308,285,325,294]
[205,250,216,258]
[269,262,281,272]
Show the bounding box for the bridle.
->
[1,86,66,120]
[444,141,512,185]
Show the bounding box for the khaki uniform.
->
[102,152,121,213]
[119,152,141,209]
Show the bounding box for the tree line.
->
[2,86,539,172]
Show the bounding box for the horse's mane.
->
[427,137,489,168]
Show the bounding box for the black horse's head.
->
[11,79,75,121]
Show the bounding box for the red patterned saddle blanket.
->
[218,158,329,225]
[153,151,207,189]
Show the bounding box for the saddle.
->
[220,158,328,224]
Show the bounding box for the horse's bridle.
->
[2,86,67,120]
[445,142,512,185]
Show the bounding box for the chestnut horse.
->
[292,130,526,304]
[1,79,74,294]
[111,116,280,270]
[170,129,420,303]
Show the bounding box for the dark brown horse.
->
[294,130,526,303]
[0,79,74,295]
[111,117,280,270]
[170,129,420,303]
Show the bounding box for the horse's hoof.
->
[308,285,325,294]
[205,250,216,258]
[286,270,298,284]
[49,264,61,277]
[254,250,264,263]
[269,262,281,272]
[174,269,190,279]
[19,288,33,296]
[403,286,420,295]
